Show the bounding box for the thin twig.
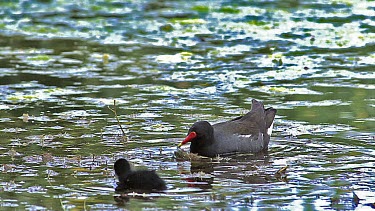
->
[46,170,66,211]
[276,165,288,175]
[108,100,127,140]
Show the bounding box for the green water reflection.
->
[0,0,374,210]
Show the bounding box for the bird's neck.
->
[190,136,215,154]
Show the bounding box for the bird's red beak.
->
[178,131,197,148]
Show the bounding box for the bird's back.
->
[211,99,276,155]
[117,170,166,191]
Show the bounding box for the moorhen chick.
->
[178,99,277,157]
[114,158,167,192]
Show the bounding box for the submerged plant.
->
[108,100,127,142]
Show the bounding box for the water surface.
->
[0,0,374,210]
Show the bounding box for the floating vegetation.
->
[155,52,195,64]
[174,149,210,161]
[21,25,59,34]
[275,165,288,182]
[28,55,52,61]
[142,123,174,132]
[5,88,79,102]
[0,0,374,210]
[217,6,240,14]
[255,86,322,95]
[159,24,174,32]
[268,52,283,66]
[171,18,207,25]
[191,5,210,13]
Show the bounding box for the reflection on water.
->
[0,0,374,210]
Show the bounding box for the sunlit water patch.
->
[0,0,375,210]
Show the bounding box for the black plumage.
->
[114,158,167,192]
[178,99,277,157]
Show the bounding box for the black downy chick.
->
[114,158,167,192]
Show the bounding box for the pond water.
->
[0,0,374,210]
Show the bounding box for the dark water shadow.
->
[176,151,286,190]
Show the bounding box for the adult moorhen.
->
[114,158,167,192]
[178,99,277,157]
